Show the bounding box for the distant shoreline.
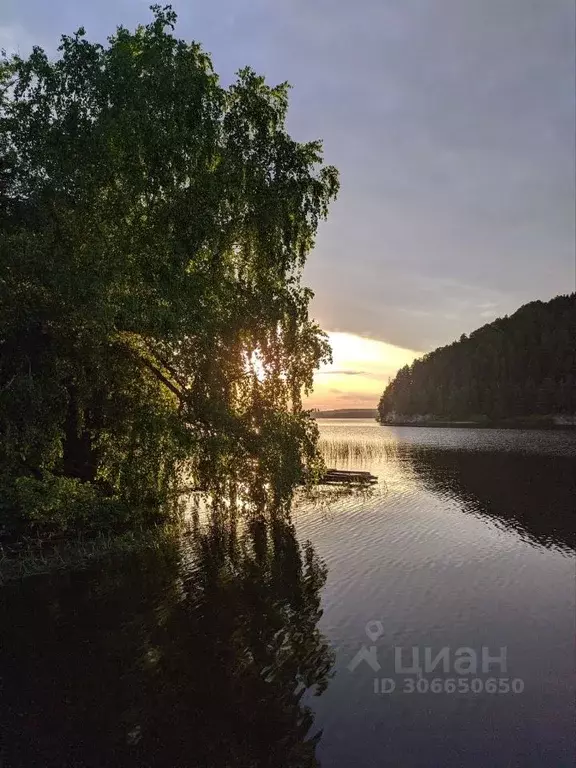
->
[312,409,576,429]
[313,409,378,419]
[377,419,576,430]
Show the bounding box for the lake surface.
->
[1,420,575,767]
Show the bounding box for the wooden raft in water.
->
[320,468,378,485]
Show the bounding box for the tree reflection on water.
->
[406,446,576,554]
[0,501,334,767]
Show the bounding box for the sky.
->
[2,0,575,408]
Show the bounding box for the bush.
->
[0,474,136,537]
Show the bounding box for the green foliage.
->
[378,294,576,422]
[0,5,338,536]
[0,475,131,535]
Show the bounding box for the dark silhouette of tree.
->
[0,6,339,536]
[0,502,334,767]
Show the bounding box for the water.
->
[1,421,575,767]
[296,421,576,767]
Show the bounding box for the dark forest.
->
[378,294,576,423]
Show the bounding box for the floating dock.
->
[320,469,378,485]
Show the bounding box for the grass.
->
[0,521,185,585]
[318,436,399,465]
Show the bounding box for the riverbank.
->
[378,416,576,429]
[0,522,185,585]
[0,482,348,584]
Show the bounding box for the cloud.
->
[479,309,499,319]
[316,369,367,376]
[293,0,575,349]
[2,0,573,356]
[0,23,34,54]
[305,331,419,409]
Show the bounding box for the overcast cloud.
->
[2,0,574,351]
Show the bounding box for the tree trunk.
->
[62,384,99,483]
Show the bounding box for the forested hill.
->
[378,294,576,424]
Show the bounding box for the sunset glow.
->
[305,332,421,410]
